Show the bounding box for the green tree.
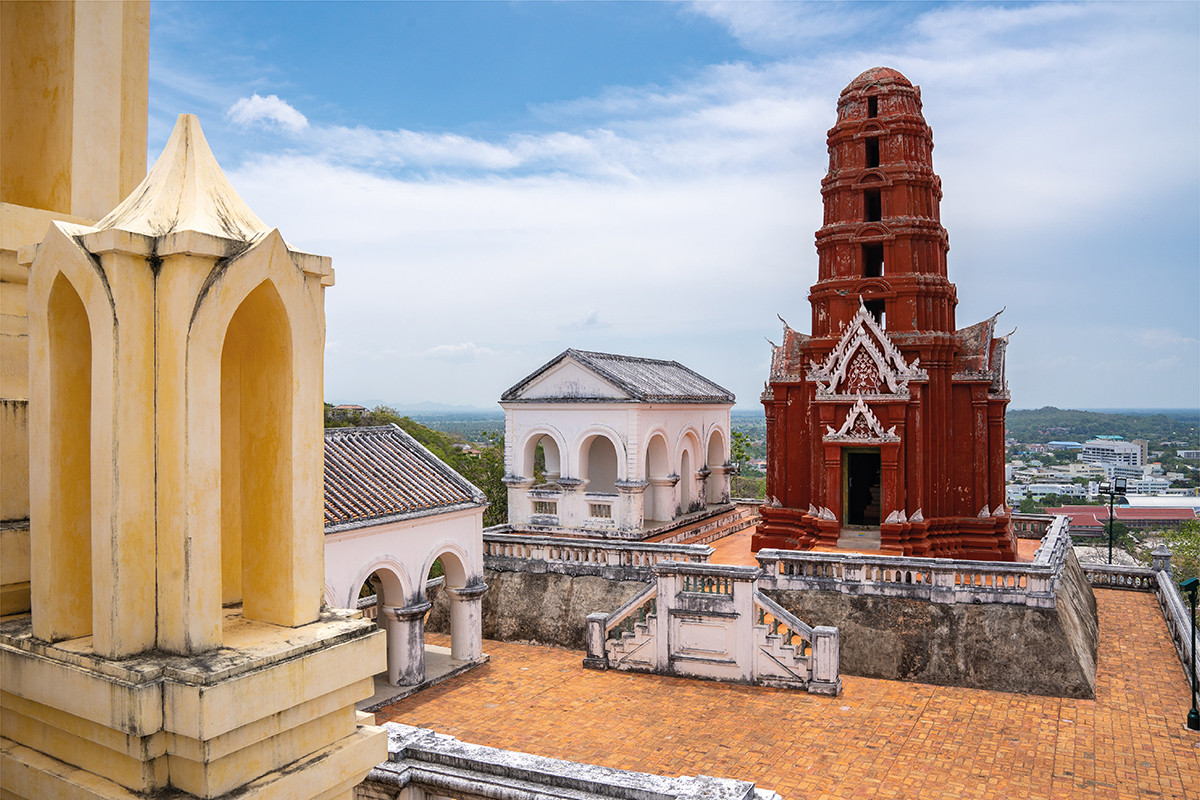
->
[730,430,751,472]
[1165,520,1200,583]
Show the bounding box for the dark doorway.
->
[844,449,882,526]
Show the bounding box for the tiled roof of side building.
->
[1043,505,1198,527]
[324,425,487,532]
[501,348,735,403]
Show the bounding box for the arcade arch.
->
[522,431,563,485]
[706,429,727,502]
[643,433,671,523]
[678,430,701,515]
[581,434,619,494]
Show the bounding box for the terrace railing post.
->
[809,626,842,696]
[583,613,609,670]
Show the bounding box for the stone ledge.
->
[367,722,762,800]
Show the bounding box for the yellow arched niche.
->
[39,272,93,641]
[219,280,294,621]
[168,230,326,649]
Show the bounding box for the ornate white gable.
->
[808,300,926,400]
[823,397,900,443]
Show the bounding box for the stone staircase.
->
[607,615,657,668]
[754,612,811,682]
[645,504,758,546]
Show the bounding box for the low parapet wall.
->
[435,520,1102,698]
[756,518,1100,697]
[1081,560,1199,713]
[359,723,776,800]
[428,535,714,650]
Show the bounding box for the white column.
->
[614,480,647,532]
[382,601,431,686]
[696,467,711,508]
[444,583,487,661]
[708,464,733,504]
[648,476,678,523]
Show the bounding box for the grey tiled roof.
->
[501,348,734,404]
[324,425,486,532]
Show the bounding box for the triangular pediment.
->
[506,354,632,401]
[808,300,927,400]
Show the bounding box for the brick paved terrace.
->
[380,589,1200,799]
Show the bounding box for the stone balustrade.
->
[1080,559,1199,715]
[483,532,712,580]
[756,515,1071,609]
[1011,511,1056,539]
[1155,568,1200,714]
[1081,564,1159,591]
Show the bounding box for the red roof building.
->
[1044,504,1199,533]
[756,68,1015,561]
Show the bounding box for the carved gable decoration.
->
[824,397,900,443]
[769,319,810,382]
[808,301,926,400]
[952,310,1014,399]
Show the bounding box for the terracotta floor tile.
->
[380,590,1199,799]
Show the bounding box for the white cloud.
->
[684,1,891,55]
[424,343,500,362]
[563,310,609,331]
[1133,328,1199,350]
[228,93,308,132]
[184,2,1196,410]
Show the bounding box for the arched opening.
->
[583,435,618,495]
[219,281,293,627]
[680,449,694,515]
[426,549,481,672]
[706,430,727,505]
[524,433,561,485]
[644,435,670,524]
[353,566,413,688]
[42,273,92,641]
[357,567,407,621]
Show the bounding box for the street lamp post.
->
[1106,476,1127,565]
[1181,577,1199,732]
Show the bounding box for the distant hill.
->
[1006,407,1199,446]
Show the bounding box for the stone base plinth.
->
[0,608,387,799]
[757,506,1016,562]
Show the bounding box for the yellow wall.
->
[4,11,386,800]
[1,1,149,615]
[0,0,149,218]
[39,274,92,641]
[1,0,75,214]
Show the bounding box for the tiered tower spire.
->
[756,68,1015,561]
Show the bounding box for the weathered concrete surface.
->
[428,569,648,651]
[765,553,1098,698]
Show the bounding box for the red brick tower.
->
[755,67,1015,561]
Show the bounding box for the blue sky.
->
[149,1,1199,411]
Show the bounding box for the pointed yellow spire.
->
[95,114,268,242]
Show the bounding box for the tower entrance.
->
[843,449,881,526]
